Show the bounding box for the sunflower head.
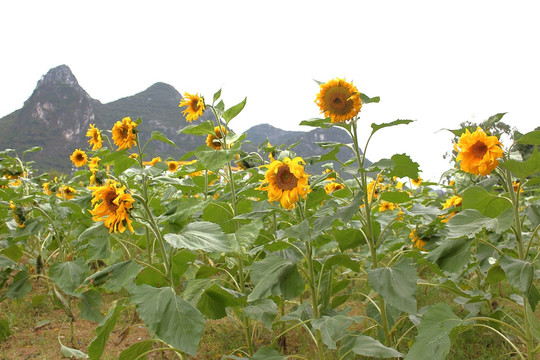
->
[179,93,205,123]
[70,149,88,167]
[112,117,138,150]
[411,177,423,187]
[143,157,162,166]
[206,126,229,150]
[379,200,397,212]
[257,157,310,210]
[409,229,426,251]
[324,181,344,194]
[455,127,504,176]
[89,180,135,233]
[58,185,77,200]
[86,124,103,150]
[168,161,179,173]
[315,78,362,123]
[9,201,26,228]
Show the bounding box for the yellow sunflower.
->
[112,117,138,150]
[441,195,462,223]
[86,124,103,150]
[409,229,426,251]
[70,149,88,167]
[89,180,135,233]
[143,157,162,166]
[167,161,180,172]
[455,127,504,176]
[379,200,397,212]
[88,156,101,172]
[206,126,229,150]
[324,182,344,194]
[366,178,385,202]
[179,92,205,122]
[10,201,25,228]
[58,185,77,200]
[257,157,310,210]
[411,177,423,188]
[315,78,362,123]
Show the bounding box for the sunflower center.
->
[471,141,488,159]
[275,165,298,191]
[105,190,119,212]
[93,131,99,141]
[190,99,200,111]
[323,86,353,115]
[75,153,84,161]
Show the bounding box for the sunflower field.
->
[1,79,539,360]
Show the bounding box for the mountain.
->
[0,65,361,174]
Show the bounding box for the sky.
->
[1,0,539,181]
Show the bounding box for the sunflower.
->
[70,149,88,167]
[112,117,138,150]
[366,178,385,202]
[324,182,344,194]
[206,126,229,150]
[315,78,362,123]
[167,161,179,172]
[10,201,25,228]
[379,200,397,212]
[86,124,103,150]
[441,195,462,223]
[409,229,426,251]
[143,157,162,166]
[411,177,423,188]
[57,185,77,200]
[88,156,101,172]
[89,180,135,233]
[455,127,504,176]
[257,157,310,210]
[179,92,205,122]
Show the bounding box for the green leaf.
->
[114,156,138,176]
[486,264,506,285]
[389,153,419,179]
[341,335,403,358]
[243,299,278,330]
[118,340,153,360]
[83,260,142,292]
[516,130,540,145]
[49,259,87,296]
[425,238,471,273]
[86,236,110,261]
[446,209,513,238]
[194,145,238,172]
[183,279,244,319]
[0,256,15,269]
[223,97,247,122]
[360,93,381,104]
[129,285,206,356]
[498,255,534,295]
[150,131,177,147]
[462,186,512,218]
[164,221,232,253]
[404,303,463,360]
[0,319,11,340]
[499,147,540,178]
[212,88,222,103]
[229,219,263,254]
[368,259,417,314]
[380,191,411,204]
[371,119,413,134]
[22,146,42,155]
[78,290,104,323]
[87,302,124,360]
[248,255,304,301]
[312,315,356,349]
[60,342,89,359]
[179,120,215,135]
[251,347,285,359]
[299,118,333,128]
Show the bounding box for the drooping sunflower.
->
[441,195,462,223]
[324,182,344,194]
[257,157,310,210]
[112,117,138,150]
[409,229,426,251]
[58,185,77,200]
[10,201,25,228]
[179,92,205,122]
[206,126,229,150]
[455,127,504,176]
[70,149,88,167]
[315,78,362,123]
[89,180,135,233]
[86,124,103,150]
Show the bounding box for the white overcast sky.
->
[1,0,539,181]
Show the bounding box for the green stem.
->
[32,204,65,262]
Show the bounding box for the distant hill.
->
[0,65,363,174]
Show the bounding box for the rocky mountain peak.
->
[37,64,79,88]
